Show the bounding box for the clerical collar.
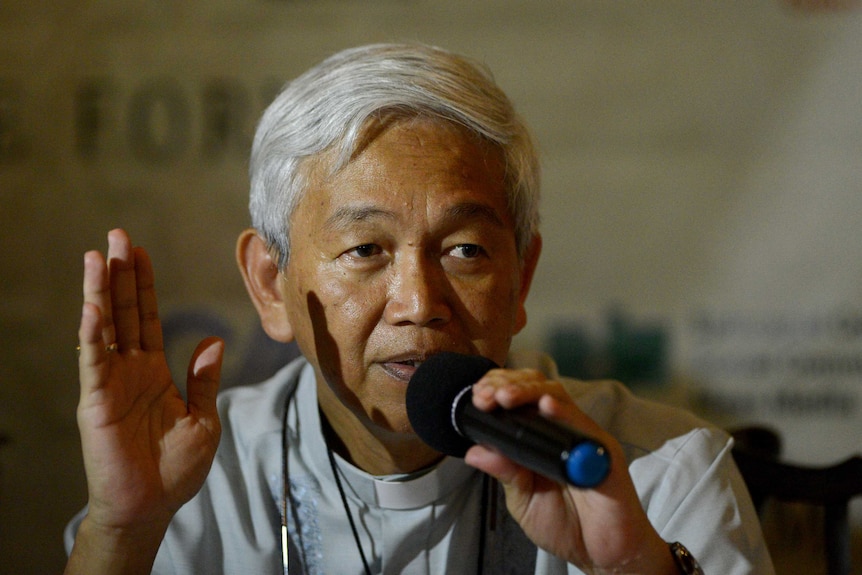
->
[330,450,478,510]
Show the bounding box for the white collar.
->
[332,451,478,510]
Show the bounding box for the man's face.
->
[279,118,539,438]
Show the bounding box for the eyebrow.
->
[443,202,506,228]
[324,205,397,232]
[324,201,506,232]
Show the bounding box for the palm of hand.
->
[79,349,221,529]
[76,229,224,533]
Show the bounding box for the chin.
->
[367,407,415,437]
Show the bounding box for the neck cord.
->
[327,446,373,575]
[477,473,489,575]
[281,386,312,575]
[280,389,290,575]
[281,388,299,575]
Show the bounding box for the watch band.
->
[669,541,704,575]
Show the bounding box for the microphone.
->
[406,352,610,488]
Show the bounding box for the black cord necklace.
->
[281,386,308,575]
[327,446,373,575]
[280,387,291,575]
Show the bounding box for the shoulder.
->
[563,377,726,457]
[216,355,309,446]
[558,373,743,537]
[507,349,727,460]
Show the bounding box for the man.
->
[66,43,774,574]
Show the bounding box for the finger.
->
[82,249,114,346]
[134,246,163,352]
[465,444,531,488]
[472,368,569,411]
[107,229,141,350]
[186,337,224,425]
[77,302,110,393]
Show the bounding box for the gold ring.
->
[76,343,119,355]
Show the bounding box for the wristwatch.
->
[669,541,704,575]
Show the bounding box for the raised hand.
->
[67,229,224,574]
[465,368,676,575]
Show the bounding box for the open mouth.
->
[380,359,424,382]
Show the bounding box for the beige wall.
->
[2,2,861,572]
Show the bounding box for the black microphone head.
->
[406,352,498,457]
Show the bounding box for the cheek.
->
[469,275,521,324]
[335,294,373,323]
[323,278,385,326]
[302,276,388,357]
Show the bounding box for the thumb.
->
[186,337,224,421]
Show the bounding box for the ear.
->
[236,229,295,343]
[514,234,542,334]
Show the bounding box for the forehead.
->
[295,117,511,225]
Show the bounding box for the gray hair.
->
[249,43,540,269]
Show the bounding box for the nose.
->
[384,253,452,327]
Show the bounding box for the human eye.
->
[344,244,382,259]
[448,244,485,259]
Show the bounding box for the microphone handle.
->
[456,399,610,488]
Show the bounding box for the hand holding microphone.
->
[407,353,675,572]
[406,352,610,488]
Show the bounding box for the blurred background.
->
[2,1,861,572]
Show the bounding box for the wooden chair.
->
[731,426,862,575]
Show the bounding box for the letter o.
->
[127,79,190,163]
